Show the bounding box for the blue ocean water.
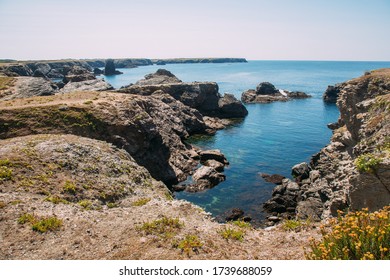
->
[103,61,390,223]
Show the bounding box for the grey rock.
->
[291,162,311,181]
[199,149,229,165]
[218,93,248,118]
[204,159,225,172]
[60,79,114,93]
[256,82,278,95]
[104,59,123,76]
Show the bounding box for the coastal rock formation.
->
[188,166,226,192]
[119,69,248,119]
[60,79,114,93]
[264,69,390,221]
[135,69,182,85]
[0,77,58,100]
[0,91,208,184]
[241,82,311,104]
[104,59,123,76]
[323,84,343,103]
[63,66,95,83]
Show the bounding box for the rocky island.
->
[241,82,311,103]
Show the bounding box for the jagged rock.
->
[0,64,33,76]
[0,91,208,184]
[218,93,248,118]
[323,84,342,103]
[60,79,114,93]
[94,68,104,75]
[104,59,123,76]
[327,122,340,130]
[204,159,225,172]
[260,173,286,184]
[199,149,229,165]
[32,69,47,78]
[135,69,182,85]
[119,72,247,119]
[291,162,311,181]
[191,166,225,189]
[0,77,57,100]
[287,91,311,99]
[63,66,95,83]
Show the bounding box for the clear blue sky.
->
[0,0,389,60]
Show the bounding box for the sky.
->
[0,0,389,61]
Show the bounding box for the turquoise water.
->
[103,61,390,223]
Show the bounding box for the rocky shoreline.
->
[263,69,390,225]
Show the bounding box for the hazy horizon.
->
[1,0,389,61]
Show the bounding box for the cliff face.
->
[303,69,390,219]
[264,69,390,221]
[0,91,207,184]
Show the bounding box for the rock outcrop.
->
[104,59,123,76]
[135,69,182,85]
[119,69,248,119]
[63,66,95,83]
[0,91,208,185]
[151,58,247,64]
[241,82,311,104]
[60,79,114,93]
[323,84,343,103]
[264,69,390,221]
[0,77,58,100]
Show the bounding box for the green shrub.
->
[230,220,252,229]
[0,166,13,181]
[306,206,390,260]
[177,235,203,256]
[355,153,382,173]
[63,180,77,193]
[107,202,118,208]
[44,196,69,204]
[219,227,245,242]
[132,198,151,206]
[18,213,36,224]
[282,218,311,232]
[78,199,93,210]
[139,216,183,239]
[32,217,63,233]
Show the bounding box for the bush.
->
[32,217,63,233]
[282,218,311,232]
[177,235,203,256]
[355,153,382,173]
[132,198,151,206]
[63,180,77,193]
[0,166,13,181]
[306,206,390,260]
[219,227,245,241]
[139,216,183,239]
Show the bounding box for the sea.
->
[102,60,390,224]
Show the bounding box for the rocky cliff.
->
[0,91,208,185]
[264,69,390,222]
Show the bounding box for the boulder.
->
[291,162,311,181]
[256,82,278,95]
[218,93,248,118]
[204,159,224,172]
[199,149,228,165]
[104,59,123,76]
[225,208,244,221]
[186,166,225,192]
[287,91,311,99]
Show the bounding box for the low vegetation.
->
[176,235,203,256]
[355,153,382,173]
[306,206,390,260]
[219,227,245,242]
[132,197,151,207]
[282,218,311,232]
[138,216,183,239]
[0,76,15,91]
[18,213,63,233]
[63,180,77,194]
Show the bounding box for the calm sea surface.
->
[103,61,390,223]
